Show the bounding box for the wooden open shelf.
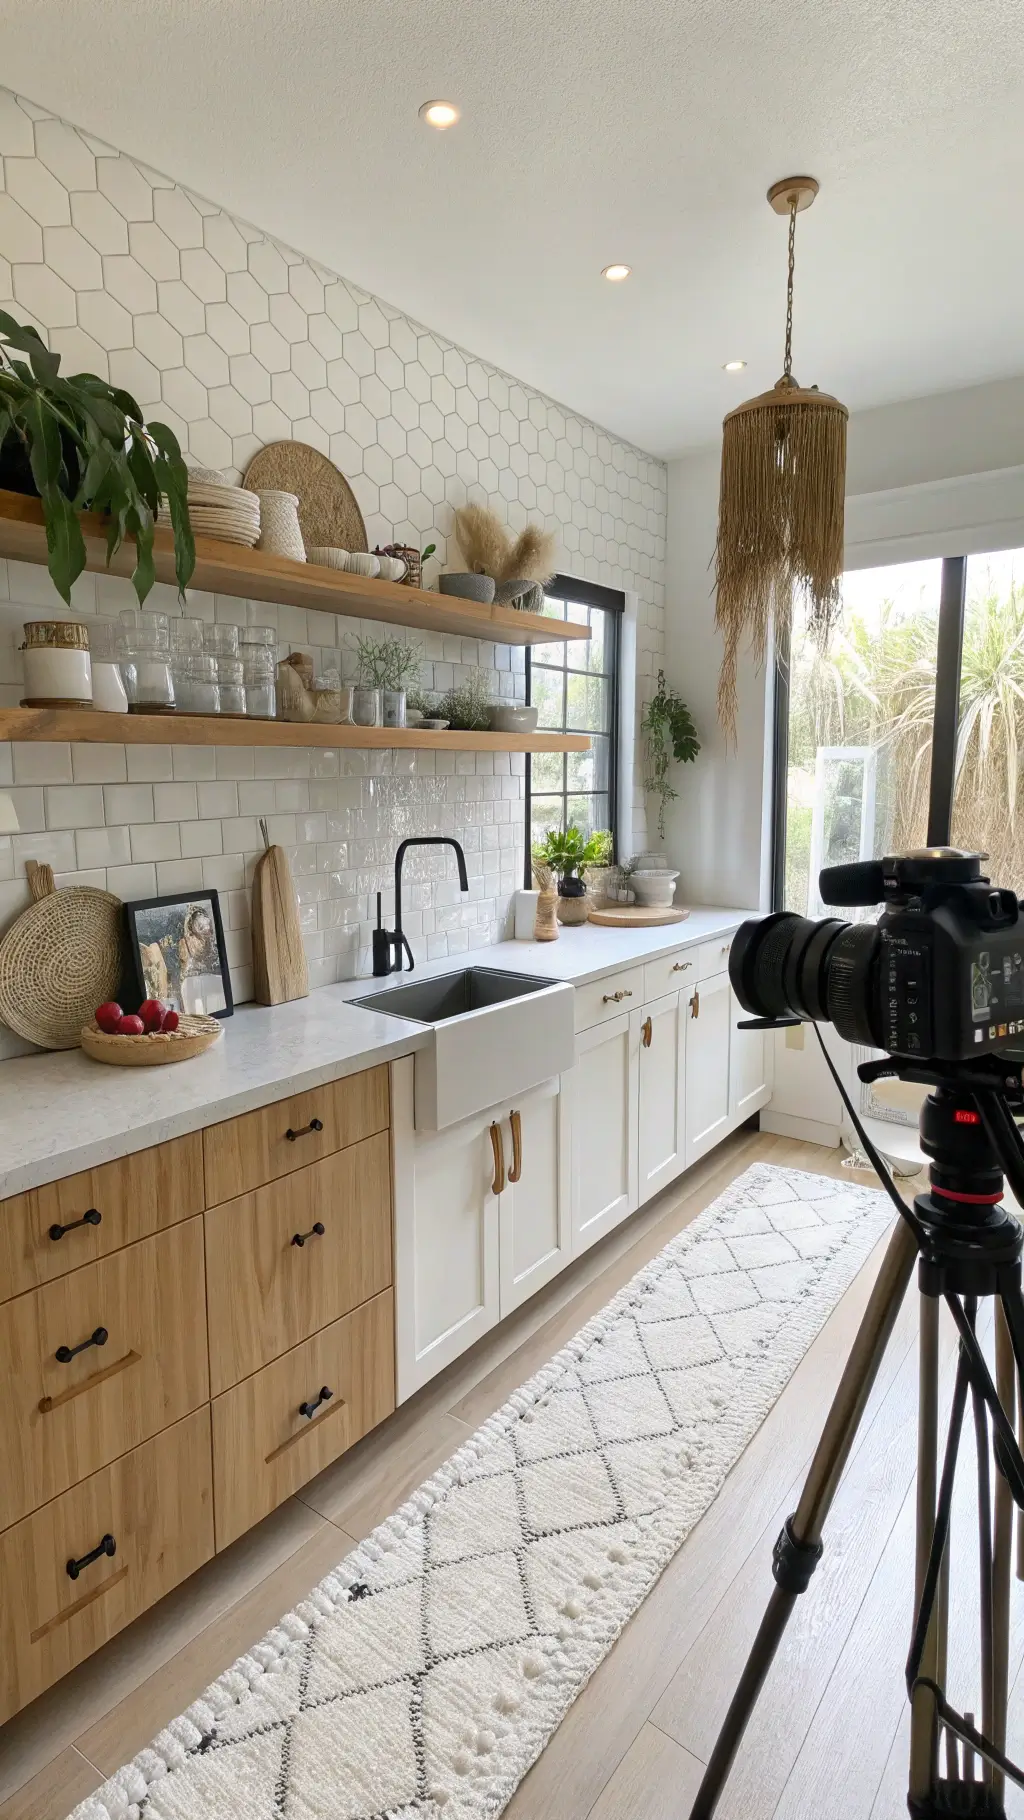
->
[0,707,589,754]
[0,491,589,648]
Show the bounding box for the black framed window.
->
[525,574,623,881]
[773,546,1024,909]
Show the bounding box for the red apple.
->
[94,1001,123,1034]
[115,1014,145,1036]
[138,998,166,1032]
[161,1008,179,1033]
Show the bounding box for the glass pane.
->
[783,560,941,915]
[566,794,609,838]
[531,796,563,845]
[951,548,1024,893]
[540,595,567,621]
[566,671,608,732]
[531,750,564,792]
[568,736,609,793]
[532,666,565,729]
[532,638,569,668]
[567,605,607,675]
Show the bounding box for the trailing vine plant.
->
[641,669,700,838]
[0,311,194,606]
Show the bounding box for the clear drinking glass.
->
[242,645,276,718]
[205,622,240,658]
[188,652,221,715]
[217,655,246,716]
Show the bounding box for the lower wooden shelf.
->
[0,707,589,753]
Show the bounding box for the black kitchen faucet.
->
[372,837,470,975]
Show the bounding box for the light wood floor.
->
[2,1127,1015,1820]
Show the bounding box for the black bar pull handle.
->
[55,1326,108,1364]
[285,1118,323,1143]
[48,1208,102,1243]
[291,1221,325,1248]
[299,1385,333,1420]
[67,1533,116,1580]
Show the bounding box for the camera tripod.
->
[689,1048,1024,1820]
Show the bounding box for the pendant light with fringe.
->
[714,177,847,735]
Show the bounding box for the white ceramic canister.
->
[21,621,93,707]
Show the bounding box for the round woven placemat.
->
[0,884,123,1050]
[242,443,367,552]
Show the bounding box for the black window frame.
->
[524,573,624,886]
[771,553,969,907]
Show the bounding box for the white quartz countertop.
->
[0,905,749,1199]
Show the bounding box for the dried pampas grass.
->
[714,380,847,737]
[453,504,557,584]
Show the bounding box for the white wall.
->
[663,373,1024,1139]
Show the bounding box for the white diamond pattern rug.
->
[70,1162,892,1820]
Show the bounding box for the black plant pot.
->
[557,875,586,898]
[0,426,81,500]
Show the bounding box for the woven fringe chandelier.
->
[714,176,848,735]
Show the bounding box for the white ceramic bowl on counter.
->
[631,868,679,907]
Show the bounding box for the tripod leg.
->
[688,1218,918,1820]
[992,1303,1016,1806]
[910,1294,944,1800]
[967,1303,995,1787]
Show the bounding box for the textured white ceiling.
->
[3,0,1023,456]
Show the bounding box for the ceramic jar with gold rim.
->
[20,620,93,708]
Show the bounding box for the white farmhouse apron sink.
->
[352,966,575,1130]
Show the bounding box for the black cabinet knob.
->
[55,1326,108,1364]
[285,1118,323,1142]
[67,1533,116,1580]
[48,1208,102,1242]
[298,1385,333,1420]
[291,1221,326,1248]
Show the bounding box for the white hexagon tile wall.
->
[0,86,666,1051]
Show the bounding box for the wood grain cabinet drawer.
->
[204,1065,389,1204]
[0,1218,209,1530]
[0,1407,214,1724]
[574,966,645,1033]
[643,949,696,1003]
[212,1289,395,1549]
[0,1134,204,1305]
[205,1132,393,1393]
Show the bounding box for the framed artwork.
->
[124,890,233,1018]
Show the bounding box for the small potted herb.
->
[532,826,613,924]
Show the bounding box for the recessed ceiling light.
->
[601,263,632,282]
[419,99,460,130]
[723,359,747,372]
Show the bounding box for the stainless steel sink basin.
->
[352,967,551,1025]
[351,965,576,1130]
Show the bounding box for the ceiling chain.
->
[783,195,797,380]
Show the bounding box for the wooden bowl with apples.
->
[80,1000,223,1066]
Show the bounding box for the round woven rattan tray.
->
[242,443,367,553]
[0,867,123,1049]
[80,1013,223,1066]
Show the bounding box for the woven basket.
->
[243,443,367,552]
[80,1013,223,1066]
[0,864,123,1050]
[255,490,306,562]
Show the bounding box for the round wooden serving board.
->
[588,905,690,928]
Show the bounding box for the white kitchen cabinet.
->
[498,1077,571,1317]
[568,1012,638,1256]
[392,1058,501,1400]
[393,1060,570,1397]
[684,970,733,1164]
[729,986,773,1123]
[637,989,687,1201]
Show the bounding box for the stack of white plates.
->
[159,472,261,548]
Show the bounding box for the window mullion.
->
[927,556,967,847]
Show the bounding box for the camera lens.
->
[729,912,882,1044]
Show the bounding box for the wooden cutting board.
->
[588,905,690,928]
[251,827,308,1006]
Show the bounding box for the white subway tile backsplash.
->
[179,820,223,858]
[125,746,174,782]
[45,784,104,829]
[153,781,198,821]
[156,858,205,893]
[7,786,44,832]
[75,825,132,870]
[13,830,77,874]
[106,862,157,900]
[103,783,155,825]
[13,742,73,785]
[71,743,128,784]
[196,781,238,819]
[202,854,245,891]
[215,748,255,780]
[129,821,182,863]
[170,747,217,780]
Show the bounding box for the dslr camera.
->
[729,848,1024,1063]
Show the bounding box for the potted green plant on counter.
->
[641,669,700,839]
[532,825,612,924]
[0,310,194,606]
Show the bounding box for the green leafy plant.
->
[532,825,612,890]
[641,669,700,838]
[0,311,194,606]
[436,669,493,731]
[406,685,438,716]
[353,633,423,691]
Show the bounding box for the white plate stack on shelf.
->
[158,467,261,548]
